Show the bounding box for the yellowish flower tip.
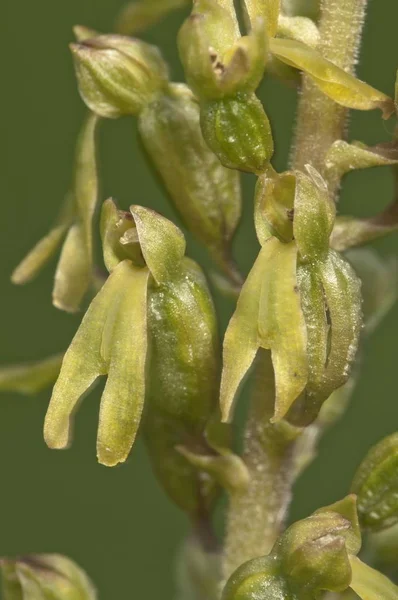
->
[73,24,99,42]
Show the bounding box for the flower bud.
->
[70,34,169,118]
[222,556,294,600]
[289,250,362,426]
[275,496,361,594]
[351,432,398,532]
[1,554,96,600]
[138,83,242,272]
[143,256,221,513]
[177,0,239,99]
[201,93,274,173]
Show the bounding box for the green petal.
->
[220,247,268,422]
[130,205,186,284]
[349,556,398,600]
[74,113,99,261]
[243,0,281,38]
[258,239,308,421]
[0,354,63,395]
[44,261,130,450]
[52,114,100,312]
[97,264,149,466]
[11,195,74,285]
[270,38,394,117]
[53,223,91,312]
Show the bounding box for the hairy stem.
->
[292,0,368,195]
[222,351,301,580]
[222,0,370,584]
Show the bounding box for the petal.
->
[258,238,308,421]
[53,223,91,312]
[220,246,268,422]
[349,556,398,600]
[11,194,74,285]
[44,261,130,450]
[97,263,149,466]
[270,38,394,117]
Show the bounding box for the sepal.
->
[270,38,394,117]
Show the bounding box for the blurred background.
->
[2,1,397,598]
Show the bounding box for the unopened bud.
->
[351,432,398,532]
[71,34,169,118]
[1,554,96,600]
[201,93,274,173]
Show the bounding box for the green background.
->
[2,1,397,598]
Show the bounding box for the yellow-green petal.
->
[349,556,398,600]
[270,38,394,117]
[258,239,308,421]
[97,264,149,466]
[220,247,268,422]
[74,113,99,262]
[11,195,74,285]
[53,223,91,313]
[44,261,130,450]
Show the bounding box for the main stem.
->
[292,0,368,194]
[222,0,369,583]
[222,351,301,579]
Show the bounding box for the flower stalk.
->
[292,0,368,193]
